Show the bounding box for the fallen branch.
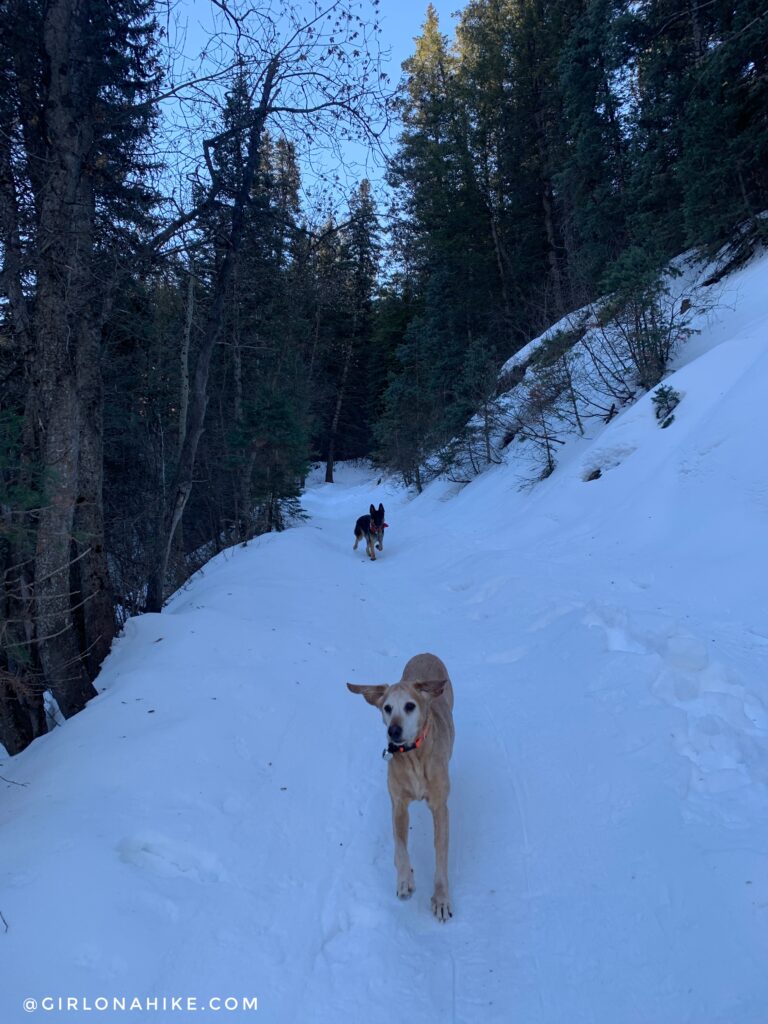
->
[0,774,28,787]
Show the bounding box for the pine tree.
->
[678,0,768,255]
[321,179,380,482]
[557,0,628,297]
[384,5,505,472]
[619,0,701,260]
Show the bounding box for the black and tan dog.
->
[353,503,386,561]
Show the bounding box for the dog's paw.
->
[431,893,453,922]
[396,871,415,900]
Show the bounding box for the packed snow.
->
[2,253,767,1023]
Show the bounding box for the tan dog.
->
[347,653,455,921]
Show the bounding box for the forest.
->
[1,0,767,756]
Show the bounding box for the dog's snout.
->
[388,722,403,741]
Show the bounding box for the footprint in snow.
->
[117,836,225,883]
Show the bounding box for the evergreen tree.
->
[678,0,768,254]
[382,5,507,478]
[557,0,628,297]
[321,180,381,481]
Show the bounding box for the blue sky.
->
[159,1,459,212]
[173,0,458,81]
[364,0,457,74]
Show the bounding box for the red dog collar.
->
[383,721,428,759]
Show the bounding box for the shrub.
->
[651,384,681,428]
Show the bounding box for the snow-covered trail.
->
[3,253,768,1023]
[3,455,766,1023]
[296,461,768,1024]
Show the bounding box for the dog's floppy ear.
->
[347,682,387,707]
[414,678,447,699]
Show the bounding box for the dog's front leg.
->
[430,801,452,921]
[392,797,414,899]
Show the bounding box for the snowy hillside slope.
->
[1,254,768,1023]
[438,247,728,486]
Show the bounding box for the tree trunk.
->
[33,384,95,716]
[31,0,98,716]
[488,204,514,335]
[0,676,48,756]
[178,261,195,450]
[532,62,565,317]
[74,295,115,678]
[325,337,354,484]
[541,177,565,316]
[231,265,248,538]
[0,86,50,753]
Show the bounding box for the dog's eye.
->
[404,702,416,713]
[384,705,392,715]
